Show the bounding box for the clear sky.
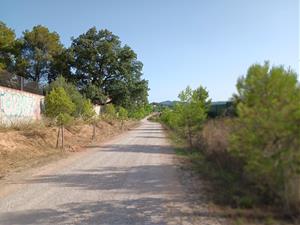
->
[1,0,299,102]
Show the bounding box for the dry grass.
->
[159,117,300,224]
[0,119,48,132]
[195,118,240,173]
[0,119,138,178]
[196,118,232,155]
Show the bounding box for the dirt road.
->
[0,119,223,225]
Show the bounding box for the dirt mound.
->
[0,120,138,178]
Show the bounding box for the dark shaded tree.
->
[70,27,148,108]
[19,25,63,83]
[49,48,73,83]
[0,21,20,72]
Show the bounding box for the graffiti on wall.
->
[0,87,43,123]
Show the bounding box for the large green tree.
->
[230,62,300,208]
[19,25,63,83]
[70,27,148,107]
[48,48,73,83]
[0,21,19,71]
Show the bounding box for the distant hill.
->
[154,100,230,107]
[158,100,178,106]
[152,100,234,117]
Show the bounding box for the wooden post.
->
[121,120,124,131]
[61,125,64,150]
[56,127,61,148]
[92,123,96,140]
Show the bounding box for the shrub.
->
[118,107,128,120]
[161,85,210,146]
[128,106,145,119]
[45,87,75,148]
[45,87,75,120]
[160,108,179,130]
[47,76,85,117]
[81,99,96,121]
[103,104,116,120]
[197,118,236,168]
[195,118,254,208]
[118,106,128,129]
[230,62,300,211]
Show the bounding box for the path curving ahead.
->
[0,119,223,225]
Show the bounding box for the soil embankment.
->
[0,120,138,178]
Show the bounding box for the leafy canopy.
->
[45,87,75,125]
[230,62,300,203]
[161,85,210,146]
[81,99,96,121]
[70,27,149,108]
[0,21,18,71]
[20,25,63,82]
[48,76,85,117]
[118,107,128,120]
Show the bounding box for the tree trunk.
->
[56,127,61,149]
[92,123,96,140]
[61,125,64,150]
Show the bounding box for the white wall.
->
[0,86,44,124]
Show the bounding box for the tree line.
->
[160,62,300,214]
[0,21,149,112]
[0,21,152,149]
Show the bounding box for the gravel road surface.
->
[0,119,223,225]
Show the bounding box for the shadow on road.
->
[25,165,177,193]
[0,196,225,225]
[0,122,225,225]
[0,162,224,224]
[87,144,174,155]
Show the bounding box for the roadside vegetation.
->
[0,21,151,117]
[0,21,152,177]
[159,62,300,224]
[1,20,299,224]
[0,21,153,129]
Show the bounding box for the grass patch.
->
[164,124,298,225]
[167,127,260,208]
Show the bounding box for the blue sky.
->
[1,0,299,102]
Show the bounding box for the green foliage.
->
[56,113,73,126]
[129,106,145,119]
[144,104,153,115]
[48,76,85,117]
[0,21,19,71]
[128,104,152,119]
[0,22,149,109]
[161,85,210,146]
[160,108,179,129]
[45,87,75,125]
[230,62,300,207]
[49,48,72,82]
[70,27,149,107]
[0,22,15,52]
[81,99,96,121]
[48,76,97,121]
[19,25,63,82]
[118,107,128,120]
[103,104,116,119]
[82,84,107,104]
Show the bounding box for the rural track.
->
[0,119,223,225]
